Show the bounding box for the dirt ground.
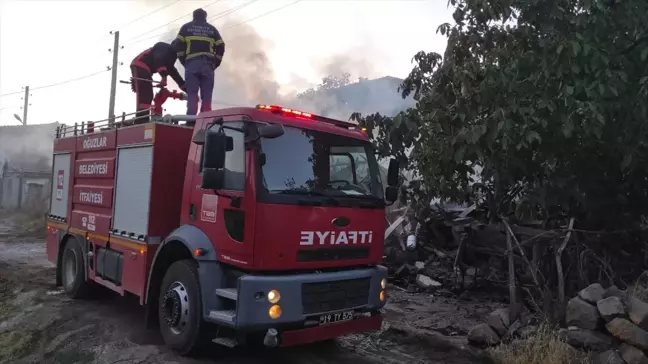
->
[0,213,498,364]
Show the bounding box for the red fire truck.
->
[46,104,399,354]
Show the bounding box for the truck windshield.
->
[259,126,384,201]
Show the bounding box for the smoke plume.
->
[0,123,58,173]
[149,1,406,121]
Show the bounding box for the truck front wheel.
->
[158,259,203,355]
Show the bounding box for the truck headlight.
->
[381,278,387,289]
[267,289,281,304]
[380,290,386,302]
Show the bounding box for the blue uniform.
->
[172,11,225,115]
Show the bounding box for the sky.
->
[0,0,453,127]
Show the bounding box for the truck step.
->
[208,309,236,324]
[212,337,238,348]
[215,288,238,301]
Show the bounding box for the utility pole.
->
[21,86,29,125]
[108,31,120,124]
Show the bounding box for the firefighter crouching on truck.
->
[172,8,225,118]
[130,42,186,124]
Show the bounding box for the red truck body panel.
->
[47,123,193,299]
[179,108,385,271]
[253,203,384,270]
[280,315,382,347]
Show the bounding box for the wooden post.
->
[506,228,519,321]
[556,217,576,321]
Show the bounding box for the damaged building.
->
[328,76,416,117]
[0,162,51,210]
[0,122,58,211]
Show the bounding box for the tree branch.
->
[502,218,542,288]
[555,217,576,320]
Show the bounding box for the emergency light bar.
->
[257,104,312,118]
[255,104,366,133]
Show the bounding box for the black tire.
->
[158,259,204,356]
[60,237,91,299]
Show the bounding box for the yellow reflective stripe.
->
[214,54,222,60]
[185,35,214,42]
[184,35,222,55]
[186,52,214,60]
[176,35,185,41]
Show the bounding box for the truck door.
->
[189,119,253,266]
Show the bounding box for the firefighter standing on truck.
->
[172,8,225,116]
[130,42,186,124]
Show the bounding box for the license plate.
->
[319,311,353,325]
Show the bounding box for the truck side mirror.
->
[387,158,399,187]
[258,123,284,139]
[385,186,398,203]
[201,168,224,190]
[202,131,232,170]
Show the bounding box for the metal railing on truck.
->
[55,76,197,139]
[54,112,196,139]
[55,111,146,139]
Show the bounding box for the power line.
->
[121,0,226,45]
[0,70,109,98]
[116,0,181,31]
[123,0,258,47]
[208,0,259,23]
[222,0,302,30]
[0,1,303,101]
[0,90,22,98]
[65,2,182,56]
[31,70,109,91]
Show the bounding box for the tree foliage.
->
[353,0,648,228]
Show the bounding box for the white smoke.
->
[0,123,58,173]
[144,1,410,120]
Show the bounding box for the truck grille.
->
[297,247,370,262]
[301,278,371,314]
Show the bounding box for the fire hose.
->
[120,77,199,116]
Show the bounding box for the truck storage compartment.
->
[61,123,193,242]
[111,145,154,239]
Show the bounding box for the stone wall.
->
[468,283,648,364]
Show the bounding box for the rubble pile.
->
[468,283,648,364]
[563,283,648,364]
[467,307,538,347]
[384,202,513,295]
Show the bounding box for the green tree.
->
[353,0,648,228]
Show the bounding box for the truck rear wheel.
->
[158,259,203,356]
[61,237,91,299]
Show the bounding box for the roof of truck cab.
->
[200,107,370,142]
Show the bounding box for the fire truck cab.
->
[46,105,399,354]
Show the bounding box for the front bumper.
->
[234,265,387,330]
[281,314,382,347]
